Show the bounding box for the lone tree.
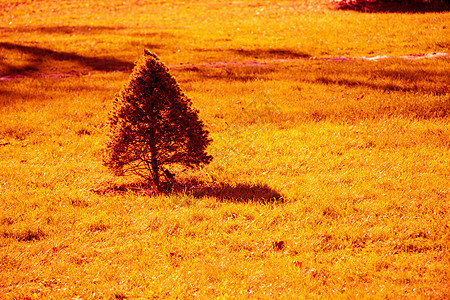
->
[104,49,212,191]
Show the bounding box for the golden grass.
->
[1,0,449,76]
[1,0,449,299]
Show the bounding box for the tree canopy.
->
[104,50,212,191]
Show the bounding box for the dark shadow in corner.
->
[92,179,284,203]
[0,42,134,75]
[334,0,450,13]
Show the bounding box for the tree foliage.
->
[104,50,212,190]
[335,0,449,12]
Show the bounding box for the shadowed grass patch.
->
[86,220,110,233]
[1,228,46,242]
[178,180,284,202]
[92,180,283,203]
[0,25,128,35]
[178,59,449,123]
[231,48,311,59]
[0,42,134,76]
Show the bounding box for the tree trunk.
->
[150,142,161,191]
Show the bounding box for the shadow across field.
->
[0,25,127,35]
[93,179,283,203]
[184,65,277,82]
[231,48,311,60]
[0,25,175,39]
[0,42,134,75]
[182,59,449,95]
[314,75,448,95]
[311,64,450,96]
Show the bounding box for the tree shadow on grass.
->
[0,42,134,75]
[93,179,284,203]
[177,179,284,203]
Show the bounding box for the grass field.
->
[1,0,449,299]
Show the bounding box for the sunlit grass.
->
[1,57,449,298]
[1,0,449,298]
[1,0,449,76]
